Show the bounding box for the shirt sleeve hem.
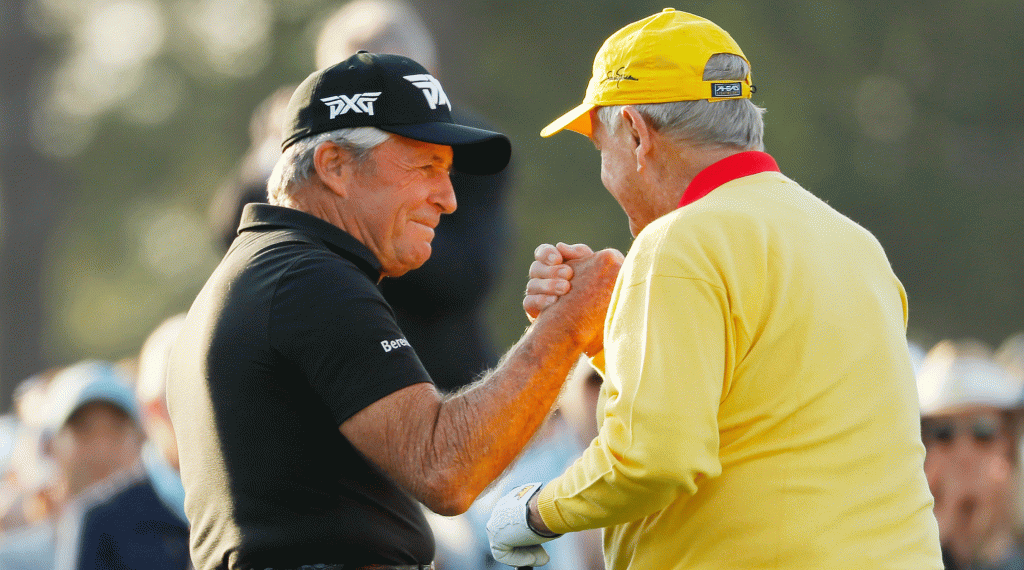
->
[537,483,572,535]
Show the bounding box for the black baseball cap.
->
[282,51,511,176]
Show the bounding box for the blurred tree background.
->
[1,0,1022,409]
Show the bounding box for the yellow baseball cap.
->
[541,8,753,138]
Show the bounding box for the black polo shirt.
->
[167,204,434,570]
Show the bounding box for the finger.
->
[534,243,562,265]
[529,260,573,281]
[556,242,594,260]
[523,294,558,320]
[563,247,625,275]
[526,278,570,297]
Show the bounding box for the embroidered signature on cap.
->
[601,67,639,87]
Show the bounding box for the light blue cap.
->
[46,360,141,430]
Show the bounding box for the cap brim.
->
[381,122,511,176]
[540,102,595,138]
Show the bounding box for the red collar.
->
[678,151,780,208]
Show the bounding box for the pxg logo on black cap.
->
[282,51,511,176]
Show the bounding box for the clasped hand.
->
[522,242,622,356]
[523,242,594,321]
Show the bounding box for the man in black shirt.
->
[166,52,621,570]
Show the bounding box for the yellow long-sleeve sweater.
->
[537,156,941,569]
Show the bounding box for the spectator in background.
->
[0,415,19,528]
[211,0,513,392]
[0,372,61,535]
[996,333,1024,393]
[555,357,605,570]
[559,356,603,452]
[0,372,63,570]
[917,339,1024,570]
[45,360,188,570]
[208,84,296,252]
[996,332,1024,544]
[135,313,188,525]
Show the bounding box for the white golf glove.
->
[486,482,561,567]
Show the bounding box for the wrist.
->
[526,487,560,538]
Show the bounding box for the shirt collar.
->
[678,151,780,208]
[237,203,383,280]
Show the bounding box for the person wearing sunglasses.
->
[917,339,1024,570]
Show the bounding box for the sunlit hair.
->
[267,127,390,205]
[597,53,766,151]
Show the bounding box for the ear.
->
[312,141,357,199]
[620,106,656,174]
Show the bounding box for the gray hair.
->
[597,53,766,151]
[267,127,390,205]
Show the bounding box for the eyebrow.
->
[430,153,453,169]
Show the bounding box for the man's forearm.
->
[341,249,620,516]
[426,311,588,513]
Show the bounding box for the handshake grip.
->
[524,245,623,356]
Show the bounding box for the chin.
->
[415,242,433,266]
[386,246,432,278]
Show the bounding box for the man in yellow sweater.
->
[486,9,942,570]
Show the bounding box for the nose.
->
[435,175,457,214]
[948,436,984,471]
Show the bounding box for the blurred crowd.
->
[915,334,1024,570]
[4,330,1024,569]
[0,319,189,569]
[1,1,1022,569]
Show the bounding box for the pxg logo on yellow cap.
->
[541,8,754,138]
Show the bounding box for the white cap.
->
[917,339,1022,416]
[996,332,1024,387]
